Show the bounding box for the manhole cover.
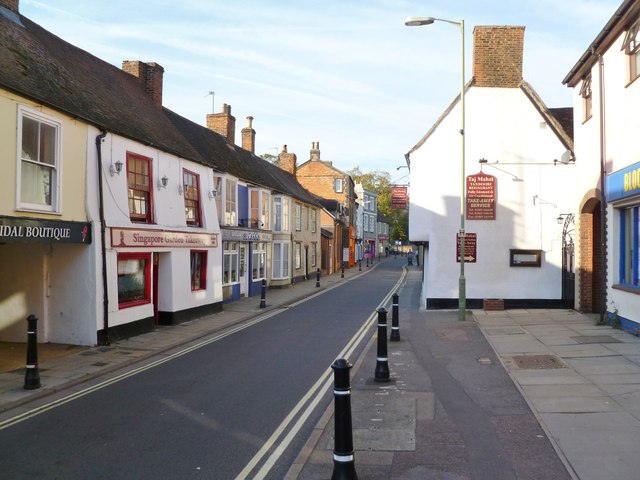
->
[571,335,622,344]
[511,355,564,370]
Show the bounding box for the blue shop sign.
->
[607,161,640,202]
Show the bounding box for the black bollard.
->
[341,262,345,278]
[366,257,370,267]
[390,293,400,342]
[24,314,41,390]
[374,308,390,382]
[358,259,361,271]
[316,268,321,288]
[259,278,267,308]
[331,358,358,480]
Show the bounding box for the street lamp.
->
[405,15,466,321]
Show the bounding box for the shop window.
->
[127,153,153,223]
[623,20,640,83]
[272,241,290,279]
[190,250,207,290]
[183,169,202,227]
[223,241,239,285]
[619,207,639,287]
[252,242,266,280]
[17,106,61,212]
[117,252,151,307]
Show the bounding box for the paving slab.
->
[565,356,640,376]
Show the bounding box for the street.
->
[0,262,404,479]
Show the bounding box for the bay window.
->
[252,242,267,280]
[273,196,290,232]
[272,241,290,279]
[225,178,237,226]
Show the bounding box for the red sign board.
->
[466,173,496,220]
[456,232,477,263]
[391,186,408,209]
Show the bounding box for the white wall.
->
[409,87,575,302]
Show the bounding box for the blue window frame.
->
[619,206,639,287]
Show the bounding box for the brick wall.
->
[277,145,297,175]
[473,26,524,88]
[241,116,255,154]
[578,212,593,312]
[0,0,18,12]
[122,60,164,108]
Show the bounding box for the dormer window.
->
[622,20,640,83]
[579,75,592,123]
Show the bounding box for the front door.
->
[239,244,248,297]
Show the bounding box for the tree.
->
[259,153,278,164]
[347,167,408,244]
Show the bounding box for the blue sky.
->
[21,0,620,181]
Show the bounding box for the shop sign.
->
[456,232,477,263]
[0,216,91,244]
[607,161,640,202]
[391,186,408,209]
[466,173,496,220]
[221,228,273,242]
[111,228,219,248]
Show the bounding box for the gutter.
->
[95,130,110,345]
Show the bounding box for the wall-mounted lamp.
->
[557,213,574,225]
[109,160,123,177]
[159,175,168,189]
[209,188,217,199]
[479,158,523,182]
[533,195,557,208]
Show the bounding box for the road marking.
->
[0,308,285,431]
[238,269,407,479]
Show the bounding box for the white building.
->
[406,26,575,310]
[563,0,640,331]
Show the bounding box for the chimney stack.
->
[207,103,236,145]
[310,141,320,161]
[472,26,525,88]
[241,116,256,154]
[278,145,297,175]
[0,1,18,13]
[122,60,164,108]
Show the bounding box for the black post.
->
[390,293,400,342]
[259,278,267,308]
[374,308,390,382]
[316,268,321,288]
[331,358,358,480]
[358,259,361,271]
[24,314,41,390]
[366,257,370,268]
[341,262,345,278]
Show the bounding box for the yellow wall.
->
[0,89,88,221]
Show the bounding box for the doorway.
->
[239,244,248,297]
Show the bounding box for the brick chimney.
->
[277,145,297,175]
[241,116,256,154]
[207,103,236,145]
[0,0,19,12]
[122,60,164,108]
[472,26,525,88]
[310,141,320,161]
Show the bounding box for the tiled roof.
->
[0,11,319,207]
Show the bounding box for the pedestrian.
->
[408,250,414,266]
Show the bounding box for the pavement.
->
[2,258,640,479]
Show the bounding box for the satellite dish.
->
[560,150,573,165]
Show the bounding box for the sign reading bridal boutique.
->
[0,216,91,244]
[111,228,219,248]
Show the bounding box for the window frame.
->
[294,242,302,269]
[252,242,267,280]
[618,206,639,288]
[225,178,237,227]
[272,241,290,279]
[190,250,207,291]
[117,252,152,308]
[127,152,154,224]
[273,196,290,232]
[222,241,239,286]
[623,20,640,84]
[295,203,302,231]
[579,75,592,123]
[17,106,62,213]
[311,208,317,233]
[334,178,344,193]
[311,242,317,267]
[183,169,202,227]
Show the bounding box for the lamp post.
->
[405,15,466,321]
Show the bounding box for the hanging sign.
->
[466,173,496,220]
[391,186,408,209]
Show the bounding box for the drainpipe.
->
[597,53,607,324]
[95,130,110,345]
